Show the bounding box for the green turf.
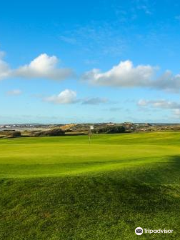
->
[0,132,180,239]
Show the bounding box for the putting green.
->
[1,132,180,178]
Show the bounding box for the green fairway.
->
[0,132,180,239]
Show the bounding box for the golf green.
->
[0,132,180,239]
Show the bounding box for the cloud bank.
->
[138,99,180,117]
[1,50,180,94]
[138,99,180,109]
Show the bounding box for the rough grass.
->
[0,132,180,239]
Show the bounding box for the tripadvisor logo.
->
[135,227,174,235]
[135,227,143,235]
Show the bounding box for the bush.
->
[33,128,65,137]
[7,131,21,138]
[106,126,125,134]
[95,126,125,134]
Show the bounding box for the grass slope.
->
[0,132,180,239]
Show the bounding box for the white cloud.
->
[44,89,109,105]
[7,89,22,96]
[173,109,180,117]
[0,51,11,80]
[45,89,77,104]
[15,54,73,80]
[138,99,180,109]
[0,51,73,81]
[83,60,155,87]
[83,60,180,92]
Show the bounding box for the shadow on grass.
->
[131,155,180,185]
[0,155,180,239]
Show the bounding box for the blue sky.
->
[1,0,180,123]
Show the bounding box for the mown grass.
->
[0,132,180,239]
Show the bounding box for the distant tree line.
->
[0,126,126,138]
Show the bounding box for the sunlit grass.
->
[0,132,180,239]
